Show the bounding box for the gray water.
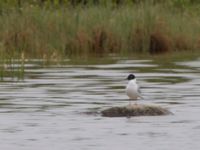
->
[0,57,200,150]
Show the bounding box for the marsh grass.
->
[0,2,200,78]
[0,61,24,81]
[0,3,200,59]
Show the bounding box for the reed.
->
[0,1,199,62]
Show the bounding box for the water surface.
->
[0,57,200,150]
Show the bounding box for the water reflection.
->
[0,57,200,150]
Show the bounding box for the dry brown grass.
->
[91,27,121,55]
[66,27,121,56]
[74,30,91,54]
[129,27,146,52]
[174,35,193,51]
[90,27,107,53]
[149,31,171,54]
[129,24,172,54]
[0,5,199,59]
[4,30,32,53]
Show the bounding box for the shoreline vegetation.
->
[0,0,200,58]
[0,0,200,79]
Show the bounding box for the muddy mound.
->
[101,104,171,117]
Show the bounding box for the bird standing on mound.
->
[126,74,142,102]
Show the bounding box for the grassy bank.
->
[0,1,200,60]
[0,1,200,80]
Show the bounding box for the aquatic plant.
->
[0,1,199,58]
[0,0,200,78]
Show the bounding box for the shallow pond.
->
[0,56,200,150]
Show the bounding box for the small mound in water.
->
[101,104,171,117]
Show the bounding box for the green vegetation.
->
[0,0,200,58]
[0,0,200,79]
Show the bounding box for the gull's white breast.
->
[126,79,140,100]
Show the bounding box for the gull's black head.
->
[127,74,135,80]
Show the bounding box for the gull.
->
[126,74,142,101]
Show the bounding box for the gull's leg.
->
[129,99,131,106]
[134,98,138,105]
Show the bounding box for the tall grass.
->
[0,1,200,59]
[1,1,200,80]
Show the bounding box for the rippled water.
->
[0,57,200,150]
